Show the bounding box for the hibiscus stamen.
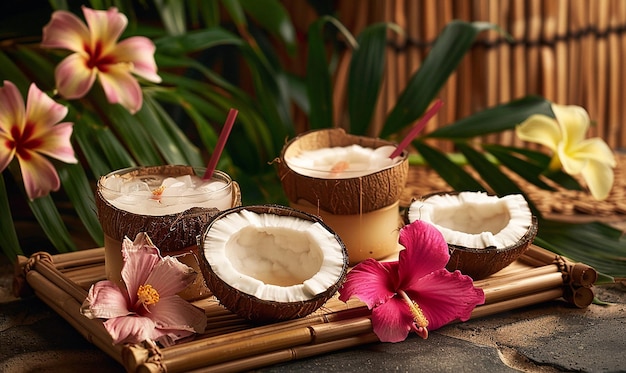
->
[398,289,429,339]
[137,284,160,306]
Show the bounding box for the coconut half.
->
[198,205,349,322]
[407,191,538,279]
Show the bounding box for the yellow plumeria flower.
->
[516,104,616,201]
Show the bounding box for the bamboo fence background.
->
[283,0,626,151]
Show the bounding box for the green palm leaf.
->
[381,21,499,138]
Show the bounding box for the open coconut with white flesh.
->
[198,205,349,322]
[407,191,538,280]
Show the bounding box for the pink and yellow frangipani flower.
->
[81,233,207,346]
[516,103,616,201]
[339,220,485,343]
[0,80,77,200]
[41,6,161,114]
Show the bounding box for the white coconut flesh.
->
[202,209,346,302]
[408,192,532,249]
[285,144,402,178]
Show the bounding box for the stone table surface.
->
[1,251,625,373]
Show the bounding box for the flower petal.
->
[104,315,156,345]
[515,114,562,152]
[150,295,207,335]
[121,233,161,304]
[25,83,68,131]
[146,256,198,297]
[371,296,414,343]
[551,104,590,147]
[97,63,143,114]
[338,259,397,309]
[0,81,25,132]
[82,6,127,53]
[407,269,484,330]
[16,151,61,200]
[41,10,90,52]
[81,281,130,320]
[115,37,161,83]
[55,53,97,99]
[581,158,615,201]
[398,220,450,285]
[0,131,16,173]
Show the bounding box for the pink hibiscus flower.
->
[81,233,207,346]
[339,220,485,342]
[0,80,76,200]
[41,6,161,114]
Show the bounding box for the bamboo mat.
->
[15,243,595,372]
[400,153,626,223]
[281,0,626,150]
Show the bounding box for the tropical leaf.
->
[425,96,553,139]
[306,15,357,129]
[57,164,103,246]
[414,142,485,192]
[0,176,22,260]
[381,21,499,138]
[535,219,626,279]
[28,195,77,253]
[347,23,396,136]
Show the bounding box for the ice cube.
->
[138,175,165,188]
[102,176,124,192]
[175,174,194,188]
[121,181,151,195]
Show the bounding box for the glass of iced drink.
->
[96,165,240,300]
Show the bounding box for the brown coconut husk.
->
[277,128,409,215]
[197,204,349,323]
[96,165,241,253]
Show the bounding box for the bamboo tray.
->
[14,244,596,372]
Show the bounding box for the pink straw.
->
[203,108,238,180]
[389,99,443,159]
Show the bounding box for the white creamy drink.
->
[100,170,233,215]
[285,144,403,179]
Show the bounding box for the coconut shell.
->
[198,204,349,323]
[96,165,241,253]
[446,215,538,280]
[277,128,409,215]
[406,191,539,280]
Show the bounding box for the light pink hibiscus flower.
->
[339,220,485,343]
[81,233,207,346]
[41,6,161,114]
[0,81,77,200]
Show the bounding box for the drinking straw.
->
[389,99,443,159]
[203,108,238,180]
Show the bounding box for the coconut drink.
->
[407,191,538,279]
[198,205,349,322]
[277,128,409,264]
[96,165,241,300]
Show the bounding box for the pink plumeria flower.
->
[41,6,161,114]
[81,233,207,346]
[516,103,616,200]
[339,220,485,343]
[0,80,77,200]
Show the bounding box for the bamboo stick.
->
[470,287,564,319]
[194,333,380,373]
[26,270,123,364]
[608,0,622,149]
[595,0,610,142]
[480,271,564,304]
[555,0,569,105]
